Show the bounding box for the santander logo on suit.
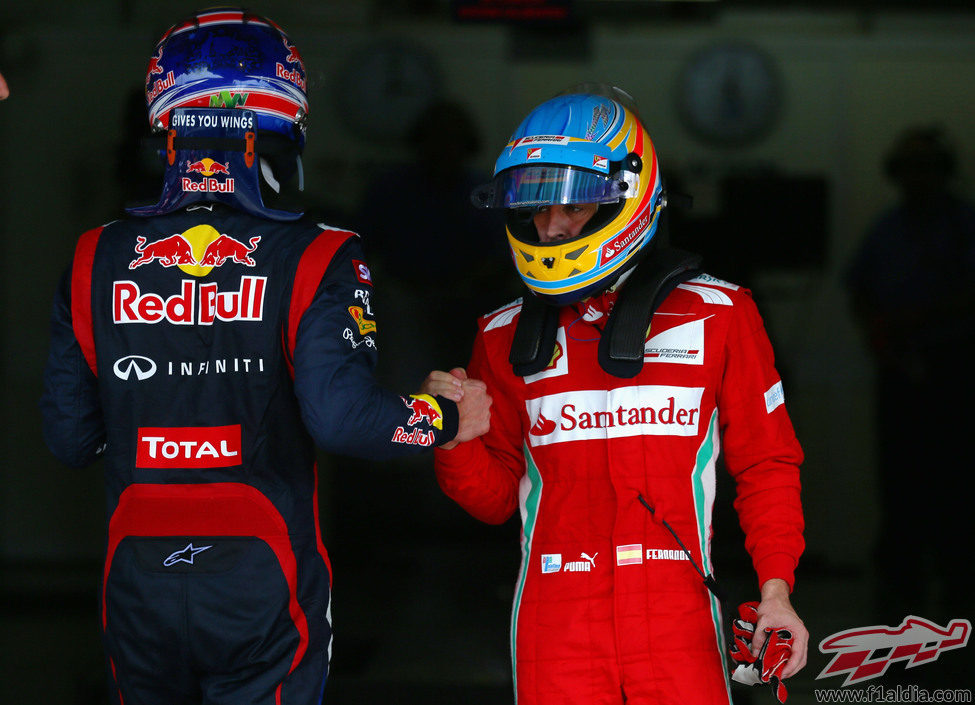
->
[525,386,705,446]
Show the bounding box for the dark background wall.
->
[2,1,973,703]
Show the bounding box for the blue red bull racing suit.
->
[41,203,458,705]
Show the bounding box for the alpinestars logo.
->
[163,543,212,567]
[817,616,970,685]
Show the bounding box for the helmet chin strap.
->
[258,154,304,194]
[260,157,280,193]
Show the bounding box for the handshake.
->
[422,367,492,449]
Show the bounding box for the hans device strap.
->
[509,290,560,377]
[598,247,701,378]
[509,247,702,379]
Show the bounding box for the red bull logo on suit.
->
[128,225,259,277]
[113,277,266,325]
[391,395,445,446]
[129,235,197,269]
[119,226,266,325]
[403,395,444,430]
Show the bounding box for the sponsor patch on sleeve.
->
[352,259,372,285]
[403,394,444,430]
[348,306,376,335]
[765,380,785,413]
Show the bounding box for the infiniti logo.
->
[113,355,157,381]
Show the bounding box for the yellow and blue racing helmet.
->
[473,87,664,305]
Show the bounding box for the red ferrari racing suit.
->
[435,273,804,705]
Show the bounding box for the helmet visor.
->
[472,165,628,209]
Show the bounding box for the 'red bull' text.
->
[113,277,266,325]
[182,177,236,194]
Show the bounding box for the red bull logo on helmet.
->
[147,71,176,102]
[275,63,306,91]
[146,46,165,81]
[283,36,304,68]
[277,36,306,89]
[182,158,234,195]
[185,159,231,177]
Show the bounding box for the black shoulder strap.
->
[509,290,561,377]
[597,247,702,378]
[508,247,702,379]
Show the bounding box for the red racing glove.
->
[729,601,793,703]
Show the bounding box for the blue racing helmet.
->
[129,7,308,221]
